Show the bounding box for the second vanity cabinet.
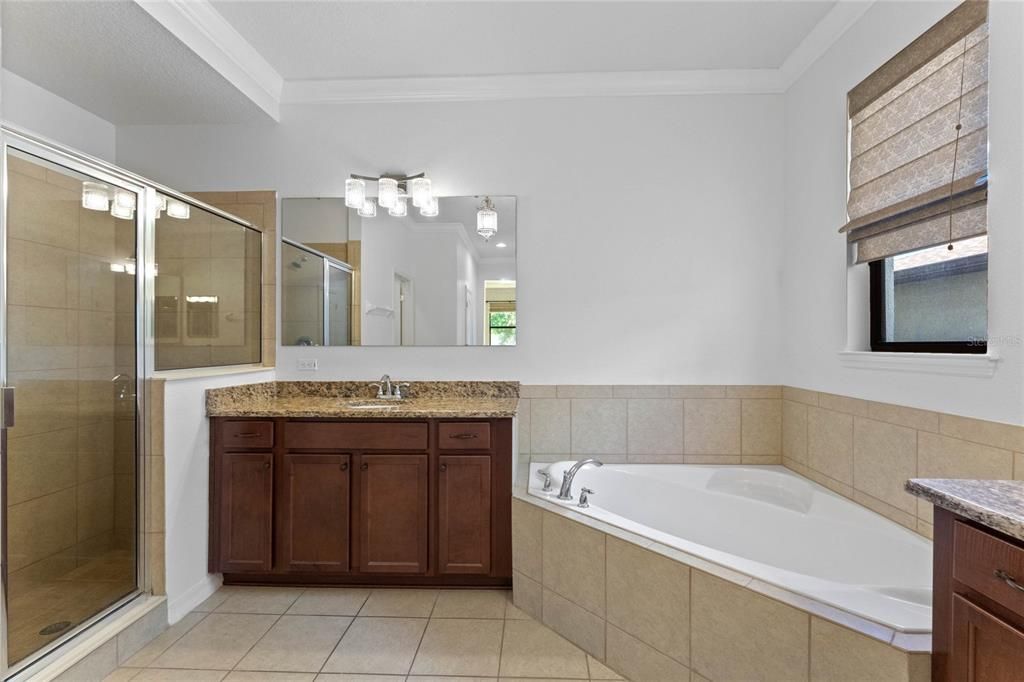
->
[209,417,512,586]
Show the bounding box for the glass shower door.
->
[1,145,141,669]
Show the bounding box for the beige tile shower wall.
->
[781,386,1024,539]
[518,386,782,477]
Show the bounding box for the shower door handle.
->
[1,386,14,429]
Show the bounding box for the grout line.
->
[405,591,440,676]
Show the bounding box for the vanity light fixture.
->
[476,196,498,241]
[388,197,408,217]
[111,202,135,220]
[166,199,190,220]
[345,172,436,218]
[82,182,110,211]
[185,295,219,304]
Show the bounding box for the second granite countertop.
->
[906,478,1024,543]
[206,381,520,419]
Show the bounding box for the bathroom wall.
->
[115,93,787,384]
[1,69,117,161]
[782,0,1024,424]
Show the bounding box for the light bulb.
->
[166,199,190,220]
[82,182,110,211]
[377,178,399,209]
[410,177,432,208]
[389,197,408,217]
[111,203,135,220]
[419,196,439,217]
[113,189,136,210]
[358,199,377,218]
[345,178,366,208]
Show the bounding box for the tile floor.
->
[103,587,626,681]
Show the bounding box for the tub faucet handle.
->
[577,488,595,509]
[537,470,553,491]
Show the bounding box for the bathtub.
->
[528,462,932,633]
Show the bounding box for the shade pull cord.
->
[947,41,969,251]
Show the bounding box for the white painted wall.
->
[281,197,349,246]
[161,369,274,623]
[781,0,1024,424]
[116,94,787,383]
[1,69,117,161]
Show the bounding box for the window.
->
[155,198,262,370]
[488,308,517,346]
[842,1,988,353]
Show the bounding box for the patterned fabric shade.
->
[841,0,988,264]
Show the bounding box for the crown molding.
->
[779,0,876,88]
[281,69,787,105]
[134,0,283,121]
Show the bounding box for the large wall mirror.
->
[282,196,517,346]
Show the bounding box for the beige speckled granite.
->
[206,381,519,418]
[907,478,1024,542]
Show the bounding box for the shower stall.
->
[0,126,258,677]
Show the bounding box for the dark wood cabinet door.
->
[357,454,428,574]
[280,453,351,573]
[952,594,1024,681]
[437,455,492,574]
[219,451,273,573]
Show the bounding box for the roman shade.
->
[841,0,988,264]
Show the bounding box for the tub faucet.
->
[557,458,603,500]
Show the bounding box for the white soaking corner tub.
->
[528,462,932,634]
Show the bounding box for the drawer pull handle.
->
[235,432,260,438]
[994,569,1024,593]
[450,433,478,440]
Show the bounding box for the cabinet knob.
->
[263,461,271,469]
[440,463,447,472]
[361,462,368,471]
[341,462,349,471]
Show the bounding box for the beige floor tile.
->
[151,613,277,670]
[498,619,589,679]
[359,589,438,617]
[121,612,207,667]
[236,615,352,672]
[505,601,531,620]
[431,590,508,619]
[130,670,227,681]
[606,625,688,681]
[322,617,427,675]
[407,678,495,682]
[104,669,141,681]
[587,655,623,680]
[315,675,404,681]
[215,587,304,614]
[286,589,370,616]
[410,618,504,676]
[225,674,316,682]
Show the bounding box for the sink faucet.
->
[557,458,603,500]
[369,375,410,400]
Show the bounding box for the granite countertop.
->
[206,381,519,419]
[906,478,1024,542]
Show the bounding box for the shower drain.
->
[39,621,72,636]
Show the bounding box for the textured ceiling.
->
[211,1,837,80]
[1,0,272,124]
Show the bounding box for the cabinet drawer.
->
[285,422,428,451]
[221,421,274,449]
[438,422,491,450]
[954,521,1024,618]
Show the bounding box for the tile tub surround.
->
[906,478,1024,542]
[206,380,520,418]
[512,495,931,682]
[781,386,1024,539]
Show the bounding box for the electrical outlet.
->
[297,358,318,371]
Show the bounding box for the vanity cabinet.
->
[933,507,1024,681]
[209,417,512,586]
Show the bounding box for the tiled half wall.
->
[519,385,1024,540]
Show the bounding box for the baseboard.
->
[167,574,223,623]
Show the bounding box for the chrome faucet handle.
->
[369,382,385,398]
[578,488,595,508]
[537,470,553,491]
[395,382,411,399]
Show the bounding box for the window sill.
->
[837,351,998,378]
[154,364,274,382]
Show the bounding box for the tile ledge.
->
[838,351,998,378]
[154,365,274,381]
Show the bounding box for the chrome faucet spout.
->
[557,458,603,500]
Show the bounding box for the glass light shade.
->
[419,196,439,217]
[345,178,366,208]
[111,203,135,220]
[358,199,377,218]
[388,197,408,217]
[82,182,110,211]
[377,178,399,209]
[410,177,432,208]
[113,189,136,210]
[166,199,190,220]
[477,206,498,240]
